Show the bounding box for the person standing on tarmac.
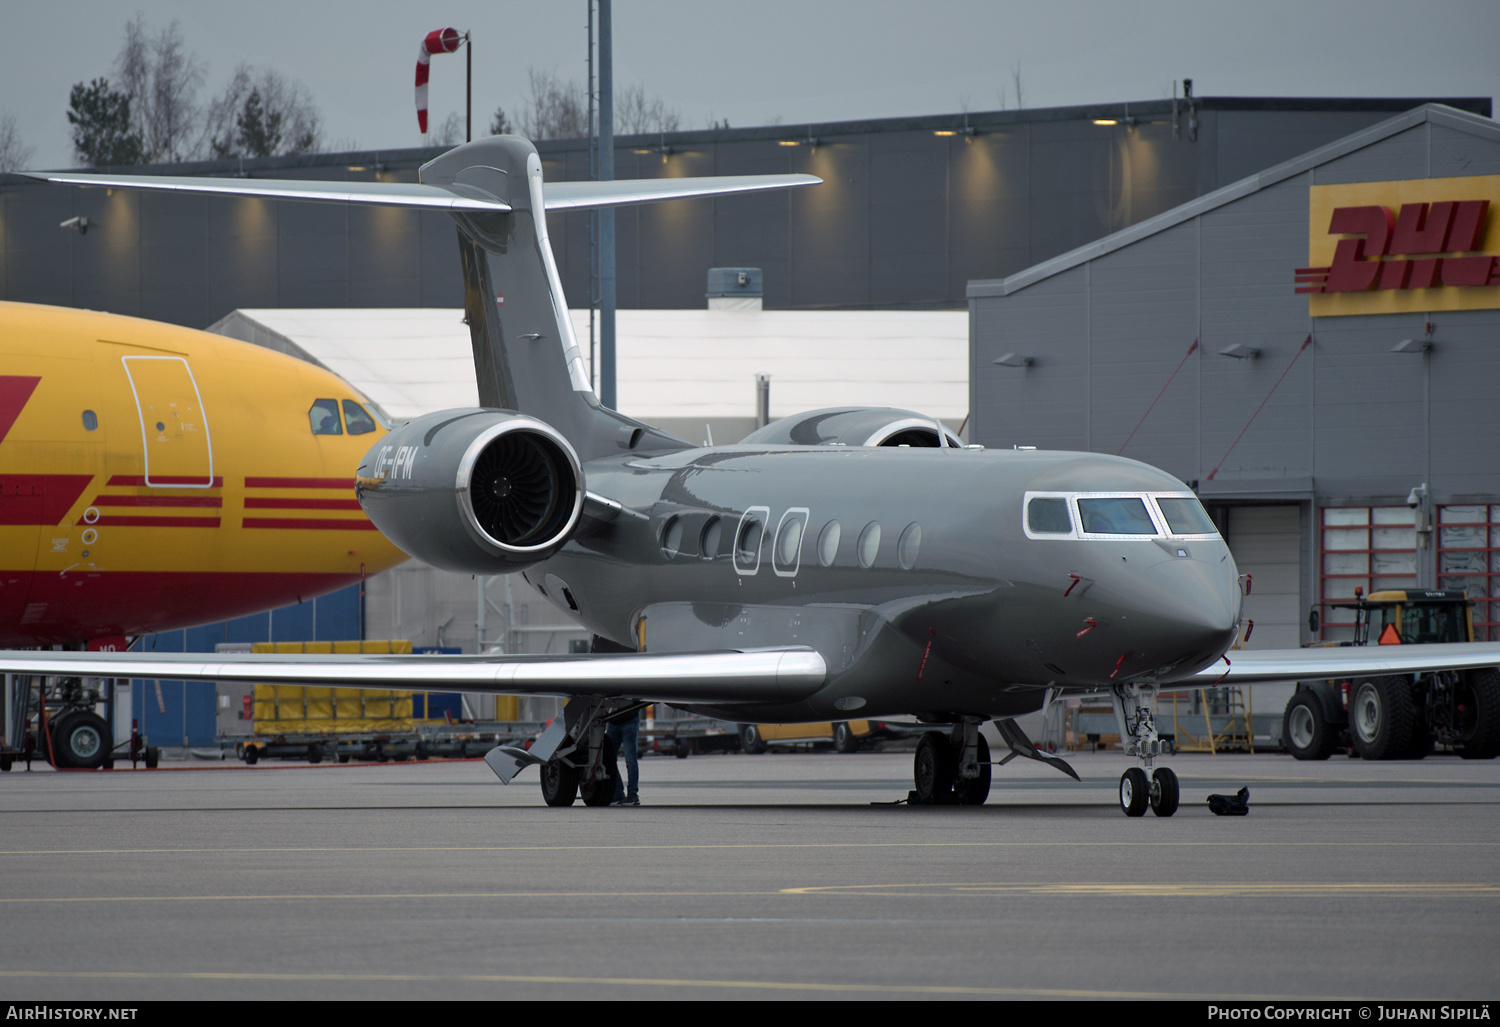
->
[607,707,641,805]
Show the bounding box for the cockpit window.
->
[309,399,342,435]
[342,400,377,435]
[1027,497,1072,534]
[1155,497,1216,536]
[1077,497,1157,535]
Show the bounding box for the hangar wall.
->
[2,97,1487,329]
[969,104,1500,726]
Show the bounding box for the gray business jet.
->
[12,137,1500,815]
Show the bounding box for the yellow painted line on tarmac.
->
[0,968,1306,1001]
[783,882,1500,897]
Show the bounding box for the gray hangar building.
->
[967,103,1500,682]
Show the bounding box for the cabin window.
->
[81,410,98,431]
[660,516,684,558]
[857,521,882,568]
[342,400,377,435]
[817,521,841,567]
[700,517,722,561]
[897,523,922,570]
[309,399,342,435]
[1077,497,1157,535]
[1027,497,1072,534]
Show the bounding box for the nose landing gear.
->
[1112,684,1179,817]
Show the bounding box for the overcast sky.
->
[6,0,1497,169]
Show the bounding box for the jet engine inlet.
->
[459,423,581,553]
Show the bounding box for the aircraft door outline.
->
[734,506,770,577]
[772,507,810,578]
[120,356,215,488]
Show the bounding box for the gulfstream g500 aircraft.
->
[8,136,1500,815]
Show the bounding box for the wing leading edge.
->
[1180,642,1500,686]
[0,648,826,706]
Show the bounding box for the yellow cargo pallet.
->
[251,640,419,735]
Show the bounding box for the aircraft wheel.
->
[1119,767,1149,817]
[1282,693,1334,760]
[1455,669,1500,759]
[739,724,768,754]
[1349,677,1415,760]
[540,755,579,807]
[912,732,957,804]
[580,735,619,807]
[1149,767,1179,817]
[54,712,109,769]
[955,735,991,806]
[833,722,860,754]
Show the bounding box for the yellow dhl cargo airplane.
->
[0,301,408,646]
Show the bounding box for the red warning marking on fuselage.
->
[0,376,41,445]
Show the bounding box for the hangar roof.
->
[967,104,1500,299]
[207,307,968,425]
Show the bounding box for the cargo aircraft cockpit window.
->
[309,398,342,435]
[1077,497,1157,535]
[342,400,377,435]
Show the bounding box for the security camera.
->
[59,216,90,235]
[1407,485,1428,509]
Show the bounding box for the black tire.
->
[243,745,260,765]
[955,734,991,806]
[580,736,620,807]
[1348,677,1416,760]
[47,713,78,768]
[674,742,690,759]
[0,754,12,772]
[307,743,323,765]
[1282,692,1335,760]
[1120,767,1149,817]
[1455,668,1500,759]
[912,732,958,805]
[53,712,109,770]
[1150,767,1180,817]
[540,753,580,807]
[144,745,160,769]
[739,724,768,754]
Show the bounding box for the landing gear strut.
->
[1111,684,1178,818]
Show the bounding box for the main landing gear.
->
[1112,684,1178,817]
[911,719,991,805]
[481,696,634,807]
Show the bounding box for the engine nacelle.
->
[740,407,962,448]
[356,409,584,572]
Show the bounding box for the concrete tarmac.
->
[1,748,1497,1001]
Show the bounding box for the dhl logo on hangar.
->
[1297,174,1500,316]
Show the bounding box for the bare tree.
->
[432,111,465,147]
[615,83,682,136]
[204,64,322,159]
[115,15,205,163]
[518,68,588,140]
[1011,64,1026,110]
[0,111,35,173]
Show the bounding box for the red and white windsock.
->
[415,27,461,135]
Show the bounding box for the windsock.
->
[415,27,462,135]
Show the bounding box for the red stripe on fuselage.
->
[244,477,355,490]
[244,497,362,511]
[0,475,95,525]
[107,475,224,488]
[79,515,221,528]
[91,495,224,508]
[242,517,376,531]
[0,377,41,444]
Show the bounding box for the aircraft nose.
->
[1138,554,1241,662]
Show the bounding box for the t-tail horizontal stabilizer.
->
[994,717,1080,781]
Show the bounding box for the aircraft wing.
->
[1179,642,1500,686]
[0,648,826,706]
[20,172,513,212]
[19,170,820,212]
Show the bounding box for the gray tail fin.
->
[421,137,669,463]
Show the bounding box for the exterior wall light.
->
[993,353,1033,367]
[1217,343,1259,359]
[1392,338,1432,353]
